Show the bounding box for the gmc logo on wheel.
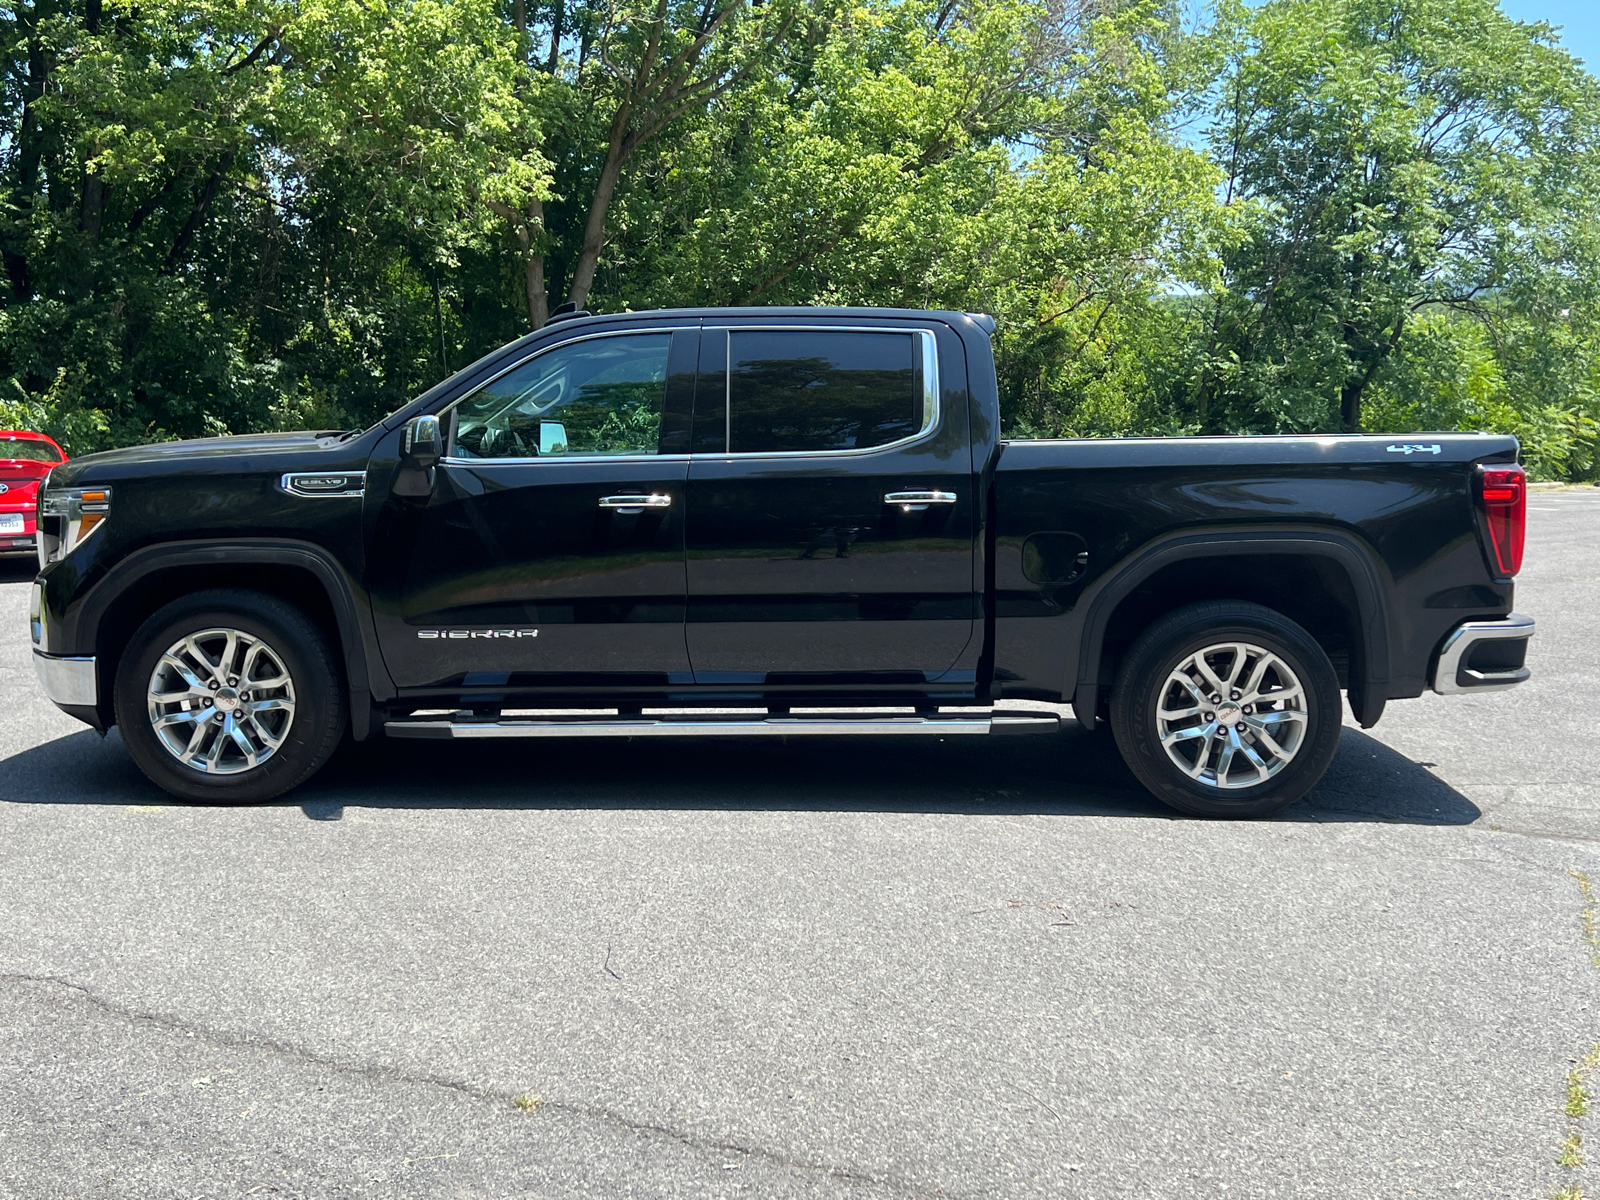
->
[417,629,539,640]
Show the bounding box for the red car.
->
[0,430,66,557]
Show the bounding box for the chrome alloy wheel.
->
[1154,641,1308,789]
[146,628,296,774]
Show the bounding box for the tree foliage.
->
[1194,0,1600,440]
[2,0,1598,476]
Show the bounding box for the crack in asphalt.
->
[0,971,944,1199]
[1486,827,1600,846]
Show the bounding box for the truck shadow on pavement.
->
[0,721,1481,826]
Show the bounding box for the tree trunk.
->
[1,247,28,301]
[545,0,564,72]
[7,5,51,297]
[577,7,593,73]
[526,196,549,329]
[79,174,106,240]
[564,138,627,310]
[73,0,103,233]
[1339,376,1365,434]
[1340,313,1407,433]
[433,276,448,374]
[17,18,48,200]
[164,157,231,273]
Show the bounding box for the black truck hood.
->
[50,430,361,485]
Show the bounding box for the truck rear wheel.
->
[113,589,346,803]
[1109,601,1341,818]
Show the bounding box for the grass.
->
[1558,873,1600,1179]
[1560,1132,1586,1168]
[1570,1045,1600,1119]
[512,1093,543,1113]
[1570,870,1600,969]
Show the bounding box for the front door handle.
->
[884,489,958,513]
[599,493,673,514]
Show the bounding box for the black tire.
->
[1109,600,1342,818]
[114,589,347,803]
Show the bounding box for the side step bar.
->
[385,711,1061,741]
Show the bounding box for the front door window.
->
[451,334,671,460]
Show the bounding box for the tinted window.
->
[451,333,670,459]
[727,331,920,454]
[0,438,60,463]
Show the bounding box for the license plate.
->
[0,514,23,534]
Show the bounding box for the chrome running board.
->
[385,711,1060,741]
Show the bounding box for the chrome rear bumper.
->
[1431,613,1535,695]
[32,651,98,707]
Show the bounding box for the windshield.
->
[0,438,60,463]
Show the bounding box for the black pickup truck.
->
[26,307,1535,816]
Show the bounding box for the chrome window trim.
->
[439,453,690,467]
[437,326,683,465]
[702,325,942,460]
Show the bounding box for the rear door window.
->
[722,330,925,454]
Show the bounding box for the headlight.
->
[39,484,112,566]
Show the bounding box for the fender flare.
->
[72,539,392,739]
[1068,527,1392,731]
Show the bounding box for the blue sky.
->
[1193,1,1600,71]
[1499,0,1597,68]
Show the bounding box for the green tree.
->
[1195,0,1600,434]
[5,0,1600,479]
[0,0,541,446]
[609,0,1229,435]
[486,0,803,328]
[0,0,288,446]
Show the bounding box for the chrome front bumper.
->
[32,650,98,707]
[1431,613,1535,695]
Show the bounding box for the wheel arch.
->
[1069,528,1392,731]
[75,540,389,739]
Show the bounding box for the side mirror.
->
[538,421,568,456]
[404,414,442,467]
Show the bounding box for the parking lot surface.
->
[3,488,1600,1199]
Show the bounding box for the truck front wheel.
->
[114,589,347,803]
[1109,601,1342,818]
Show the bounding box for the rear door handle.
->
[598,494,673,514]
[884,490,958,512]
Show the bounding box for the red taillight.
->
[1479,464,1526,576]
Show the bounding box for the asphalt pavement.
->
[2,489,1600,1199]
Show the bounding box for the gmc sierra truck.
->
[27,307,1535,816]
